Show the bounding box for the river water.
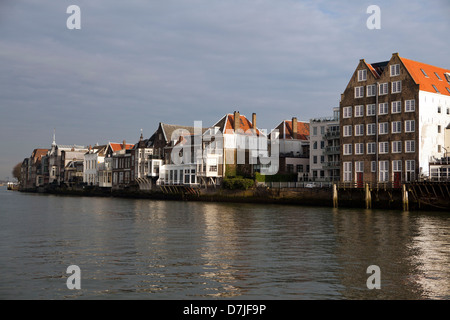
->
[0,186,448,300]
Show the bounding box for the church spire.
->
[52,128,56,147]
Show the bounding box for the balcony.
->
[323,161,340,169]
[323,131,340,140]
[324,146,340,155]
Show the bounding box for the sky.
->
[0,0,449,180]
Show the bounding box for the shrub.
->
[222,177,254,190]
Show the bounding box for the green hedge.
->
[222,177,255,190]
[255,172,297,182]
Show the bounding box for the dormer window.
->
[445,73,450,83]
[435,72,442,80]
[420,68,429,77]
[432,85,440,93]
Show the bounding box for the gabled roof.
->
[272,119,309,140]
[31,149,49,163]
[211,112,264,136]
[109,142,134,152]
[399,56,450,96]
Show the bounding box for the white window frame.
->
[405,140,415,153]
[392,80,402,93]
[379,141,389,154]
[343,144,353,155]
[355,124,364,136]
[355,86,364,98]
[343,125,352,137]
[379,83,388,95]
[343,162,352,182]
[355,143,364,155]
[405,100,415,112]
[379,161,389,182]
[355,105,364,117]
[366,104,376,116]
[390,64,400,76]
[358,69,367,81]
[367,84,376,97]
[355,161,364,173]
[379,103,389,115]
[379,122,389,135]
[343,106,352,118]
[391,121,402,134]
[392,160,402,172]
[367,123,376,136]
[405,120,415,133]
[391,101,401,114]
[392,141,402,153]
[371,161,377,173]
[367,142,376,154]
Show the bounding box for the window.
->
[435,72,442,80]
[379,161,389,182]
[390,64,400,76]
[367,123,376,135]
[447,107,450,114]
[379,142,389,154]
[392,121,402,134]
[344,144,353,155]
[405,160,415,181]
[438,125,441,133]
[355,161,364,173]
[355,86,364,98]
[355,143,364,155]
[343,106,352,118]
[392,101,402,114]
[379,122,389,135]
[367,84,376,97]
[420,68,429,77]
[320,156,325,163]
[393,160,402,172]
[355,105,364,117]
[447,88,450,95]
[433,85,440,93]
[367,104,376,116]
[405,100,415,112]
[405,140,415,153]
[358,69,367,81]
[355,124,364,136]
[320,141,325,149]
[287,164,294,173]
[313,141,318,149]
[313,127,317,136]
[209,165,218,172]
[392,141,402,153]
[379,83,388,95]
[343,125,352,137]
[367,142,376,154]
[438,145,442,153]
[297,165,303,173]
[405,120,415,132]
[438,106,441,113]
[313,156,317,164]
[343,162,352,182]
[392,81,402,93]
[371,161,377,173]
[379,103,388,115]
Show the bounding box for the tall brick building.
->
[340,53,450,185]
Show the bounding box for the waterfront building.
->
[271,117,310,179]
[131,131,154,190]
[83,144,107,186]
[309,108,340,182]
[340,53,450,185]
[19,149,49,189]
[110,140,134,190]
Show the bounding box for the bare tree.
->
[12,162,22,182]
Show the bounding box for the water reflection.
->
[0,189,449,299]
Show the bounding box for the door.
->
[356,172,364,188]
[394,172,401,188]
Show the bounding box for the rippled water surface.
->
[0,187,449,299]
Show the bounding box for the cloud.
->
[0,0,449,179]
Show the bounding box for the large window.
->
[343,106,352,118]
[392,80,402,93]
[343,162,352,182]
[344,144,353,155]
[405,120,415,133]
[405,100,415,112]
[379,122,389,135]
[392,121,402,134]
[392,141,402,153]
[379,142,389,154]
[379,161,389,182]
[392,101,401,114]
[367,104,376,116]
[390,64,400,76]
[379,83,388,95]
[367,142,376,154]
[358,69,367,81]
[405,140,415,153]
[355,86,364,98]
[367,123,376,135]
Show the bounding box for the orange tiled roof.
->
[110,143,134,152]
[283,120,309,140]
[400,56,450,96]
[224,114,262,136]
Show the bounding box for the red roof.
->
[110,143,134,152]
[400,56,450,96]
[283,120,309,140]
[224,114,263,136]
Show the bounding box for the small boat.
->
[7,182,19,191]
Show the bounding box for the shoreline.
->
[14,184,450,212]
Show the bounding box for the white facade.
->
[84,150,105,185]
[418,90,450,176]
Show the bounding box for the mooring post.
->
[333,183,338,208]
[402,184,409,211]
[365,183,372,209]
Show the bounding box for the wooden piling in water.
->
[402,184,409,211]
[365,183,372,209]
[333,183,338,208]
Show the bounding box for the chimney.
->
[292,117,298,139]
[122,140,126,150]
[252,113,257,130]
[234,111,240,132]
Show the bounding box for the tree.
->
[12,162,22,182]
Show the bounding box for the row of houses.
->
[20,111,311,191]
[20,53,450,191]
